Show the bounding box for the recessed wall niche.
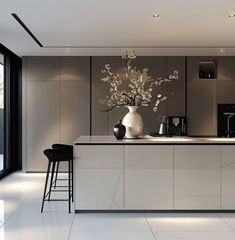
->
[199,60,217,79]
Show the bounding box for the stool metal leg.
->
[68,159,71,213]
[72,159,74,202]
[48,161,56,201]
[41,161,51,213]
[54,162,60,189]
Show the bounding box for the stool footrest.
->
[46,199,70,201]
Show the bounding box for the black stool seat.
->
[41,146,73,213]
[52,144,73,157]
[44,149,71,162]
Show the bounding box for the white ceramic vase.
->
[122,106,143,138]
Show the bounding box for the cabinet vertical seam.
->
[220,145,222,209]
[123,145,125,210]
[59,57,61,144]
[25,58,28,172]
[173,145,175,209]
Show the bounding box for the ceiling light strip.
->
[11,13,43,47]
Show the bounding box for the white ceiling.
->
[1,0,235,56]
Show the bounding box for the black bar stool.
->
[41,148,73,213]
[51,144,73,201]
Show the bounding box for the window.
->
[0,55,4,171]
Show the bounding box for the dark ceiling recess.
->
[11,13,43,47]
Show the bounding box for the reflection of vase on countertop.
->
[122,106,143,138]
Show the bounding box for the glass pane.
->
[0,54,4,171]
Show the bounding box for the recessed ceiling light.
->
[228,13,235,18]
[153,13,160,18]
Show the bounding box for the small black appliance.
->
[167,116,187,136]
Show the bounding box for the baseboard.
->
[75,209,235,213]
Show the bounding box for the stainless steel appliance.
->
[158,115,168,135]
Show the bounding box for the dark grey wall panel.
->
[166,57,186,116]
[218,57,235,81]
[60,80,90,143]
[187,57,217,136]
[92,56,186,135]
[217,57,235,104]
[60,57,90,143]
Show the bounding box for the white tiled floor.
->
[1,172,235,239]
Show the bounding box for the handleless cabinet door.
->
[26,81,60,171]
[75,145,124,210]
[174,145,221,209]
[221,146,235,209]
[125,145,174,209]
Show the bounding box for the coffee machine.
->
[151,116,187,137]
[167,116,187,136]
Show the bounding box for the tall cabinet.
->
[23,57,90,171]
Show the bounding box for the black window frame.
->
[0,44,22,179]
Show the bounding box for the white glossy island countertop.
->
[74,135,235,145]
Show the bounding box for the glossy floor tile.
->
[0,231,69,240]
[0,172,235,240]
[71,213,149,232]
[1,211,74,232]
[145,213,233,232]
[68,231,155,240]
[155,232,235,240]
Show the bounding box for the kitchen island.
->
[74,136,235,212]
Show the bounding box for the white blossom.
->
[100,50,179,112]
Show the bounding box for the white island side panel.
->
[125,145,174,209]
[221,145,235,209]
[75,145,124,210]
[174,145,221,209]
